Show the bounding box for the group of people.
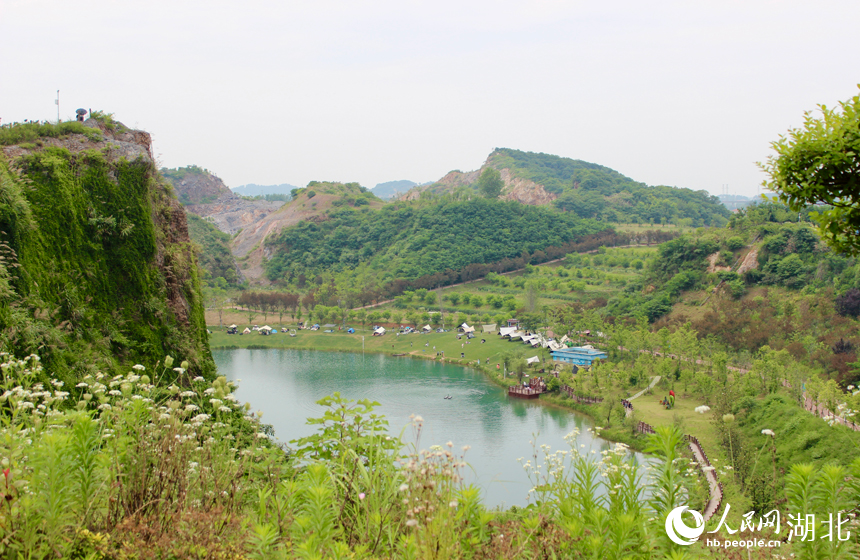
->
[660,389,676,409]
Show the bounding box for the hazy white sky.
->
[3,0,858,196]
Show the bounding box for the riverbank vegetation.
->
[3,350,856,559]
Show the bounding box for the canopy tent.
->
[229,324,237,329]
[260,325,272,331]
[373,327,386,336]
[422,325,432,332]
[459,323,475,334]
[499,327,517,337]
[526,356,540,364]
[482,324,496,333]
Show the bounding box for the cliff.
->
[0,118,214,380]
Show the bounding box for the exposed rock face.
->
[499,169,557,205]
[185,194,284,236]
[395,164,557,207]
[706,252,732,274]
[2,120,153,164]
[736,248,759,275]
[170,172,232,205]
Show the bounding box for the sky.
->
[2,0,859,197]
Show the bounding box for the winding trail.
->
[628,375,661,402]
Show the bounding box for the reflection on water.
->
[214,348,650,507]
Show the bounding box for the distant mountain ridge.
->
[372,180,419,200]
[232,183,297,197]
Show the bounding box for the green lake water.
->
[214,348,649,507]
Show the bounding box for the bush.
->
[835,288,860,317]
[726,236,745,251]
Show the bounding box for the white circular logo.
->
[665,506,705,546]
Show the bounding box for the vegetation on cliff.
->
[0,120,214,381]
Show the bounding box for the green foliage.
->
[0,147,213,380]
[477,167,503,198]
[0,120,103,146]
[761,88,860,255]
[186,213,240,285]
[264,198,605,283]
[488,148,730,225]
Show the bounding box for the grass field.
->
[208,327,549,376]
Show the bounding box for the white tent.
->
[526,356,540,364]
[242,327,251,334]
[422,325,432,332]
[373,327,386,336]
[460,323,475,333]
[229,324,237,329]
[499,327,517,337]
[482,324,497,333]
[559,335,571,344]
[259,325,272,334]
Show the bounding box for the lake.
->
[213,348,649,507]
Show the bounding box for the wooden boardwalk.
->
[636,422,723,521]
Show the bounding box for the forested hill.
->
[489,148,731,226]
[264,198,607,284]
[0,118,214,380]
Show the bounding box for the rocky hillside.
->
[232,182,385,282]
[396,148,729,226]
[161,166,285,235]
[0,117,214,379]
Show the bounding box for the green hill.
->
[0,119,214,380]
[489,148,731,226]
[185,213,241,285]
[263,198,607,285]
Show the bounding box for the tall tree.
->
[477,167,504,199]
[761,89,860,254]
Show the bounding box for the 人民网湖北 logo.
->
[665,506,705,546]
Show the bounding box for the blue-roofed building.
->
[550,347,608,366]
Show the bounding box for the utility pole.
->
[55,90,60,123]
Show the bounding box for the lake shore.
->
[208,326,652,452]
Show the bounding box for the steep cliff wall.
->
[0,119,214,380]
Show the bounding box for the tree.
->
[835,288,860,317]
[761,89,860,254]
[477,167,504,199]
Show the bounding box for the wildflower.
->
[449,500,458,508]
[98,403,111,411]
[695,405,711,414]
[414,415,424,423]
[76,382,88,388]
[256,432,268,438]
[359,492,366,500]
[193,376,205,382]
[219,406,232,413]
[446,441,453,448]
[761,429,775,437]
[180,391,195,398]
[399,483,409,492]
[132,364,145,371]
[406,519,419,527]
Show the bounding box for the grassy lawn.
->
[209,327,548,374]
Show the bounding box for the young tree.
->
[477,167,504,199]
[761,89,860,254]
